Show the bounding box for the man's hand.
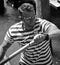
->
[34,33,48,44]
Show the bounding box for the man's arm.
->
[48,28,60,40]
[0,40,13,61]
[40,19,60,58]
[44,20,60,58]
[48,28,60,59]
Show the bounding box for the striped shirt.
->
[4,18,56,65]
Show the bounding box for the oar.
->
[0,40,34,65]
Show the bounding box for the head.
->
[18,0,36,13]
[18,0,36,29]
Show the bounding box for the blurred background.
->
[0,0,60,65]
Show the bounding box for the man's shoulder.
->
[36,18,46,23]
[8,21,23,33]
[10,21,23,29]
[36,18,52,25]
[36,18,42,22]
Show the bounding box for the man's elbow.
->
[1,40,11,52]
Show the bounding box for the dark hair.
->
[18,0,36,13]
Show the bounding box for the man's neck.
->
[22,17,36,31]
[23,23,34,31]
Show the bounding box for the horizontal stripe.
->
[4,18,53,65]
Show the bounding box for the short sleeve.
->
[40,19,59,33]
[4,29,14,44]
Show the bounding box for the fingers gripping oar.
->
[0,40,34,65]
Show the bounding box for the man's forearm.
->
[49,29,60,40]
[48,30,60,58]
[1,40,12,52]
[0,41,12,61]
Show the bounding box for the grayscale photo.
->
[0,0,60,65]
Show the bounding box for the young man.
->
[0,0,60,65]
